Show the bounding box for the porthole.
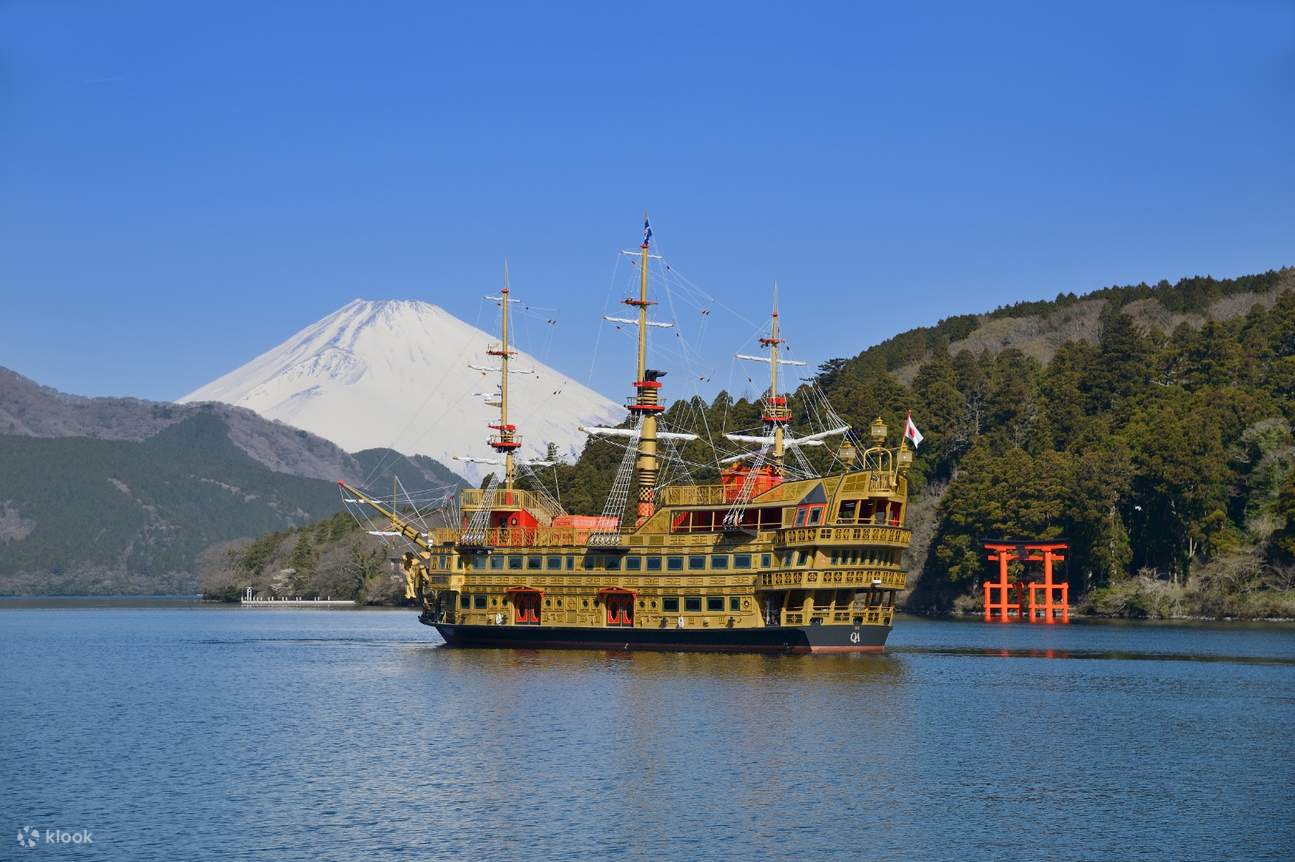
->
[651,600,657,609]
[556,599,563,608]
[582,599,589,608]
[545,599,552,607]
[491,598,498,607]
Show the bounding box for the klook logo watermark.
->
[15,826,94,849]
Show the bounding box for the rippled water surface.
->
[2,603,1292,861]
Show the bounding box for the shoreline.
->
[2,595,1292,625]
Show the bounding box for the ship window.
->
[760,553,772,568]
[489,556,504,571]
[797,551,811,566]
[830,550,839,565]
[684,596,702,612]
[625,557,642,571]
[460,593,470,608]
[688,555,706,571]
[807,507,823,526]
[710,555,729,570]
[566,555,576,570]
[838,499,858,523]
[706,596,724,612]
[586,555,601,571]
[663,597,679,612]
[556,599,563,607]
[667,556,684,572]
[647,556,663,571]
[729,596,742,611]
[606,556,621,571]
[527,556,541,570]
[734,554,752,569]
[795,509,808,527]
[508,556,523,570]
[473,594,487,609]
[547,556,562,570]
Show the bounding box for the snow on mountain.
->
[179,299,623,483]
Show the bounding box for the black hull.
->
[422,616,890,654]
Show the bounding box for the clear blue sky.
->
[2,1,1292,404]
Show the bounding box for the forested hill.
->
[535,267,1295,618]
[0,368,466,595]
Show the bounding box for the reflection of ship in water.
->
[343,221,915,653]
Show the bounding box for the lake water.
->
[2,602,1292,861]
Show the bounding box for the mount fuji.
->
[179,299,623,483]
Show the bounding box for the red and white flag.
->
[903,412,923,448]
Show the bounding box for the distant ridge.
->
[180,299,623,481]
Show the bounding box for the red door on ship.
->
[603,591,634,627]
[509,589,541,625]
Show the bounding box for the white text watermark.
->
[16,826,94,849]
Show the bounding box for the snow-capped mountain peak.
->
[180,299,622,481]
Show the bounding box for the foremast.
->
[485,262,522,491]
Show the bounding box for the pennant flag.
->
[903,412,923,448]
[643,218,652,246]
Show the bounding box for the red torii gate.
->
[982,541,1069,623]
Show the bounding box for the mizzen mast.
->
[761,285,792,475]
[728,286,846,477]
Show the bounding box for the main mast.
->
[627,217,663,525]
[487,262,521,490]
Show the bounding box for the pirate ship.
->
[340,222,913,652]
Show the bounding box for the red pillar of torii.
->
[1025,543,1069,624]
[982,541,1070,623]
[983,543,1021,623]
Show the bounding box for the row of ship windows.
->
[825,549,902,567]
[460,594,743,612]
[775,549,902,568]
[460,553,774,573]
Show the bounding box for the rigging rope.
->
[588,417,642,545]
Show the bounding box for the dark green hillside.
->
[352,447,468,493]
[0,413,346,594]
[530,267,1295,618]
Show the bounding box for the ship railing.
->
[658,485,730,506]
[839,472,901,494]
[459,488,560,524]
[776,525,911,547]
[778,607,894,627]
[434,526,597,548]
